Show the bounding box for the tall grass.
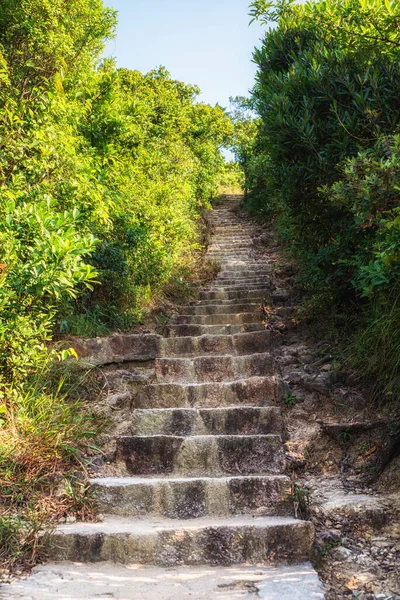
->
[0,369,105,570]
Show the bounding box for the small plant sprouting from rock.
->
[339,428,351,442]
[288,481,312,519]
[284,392,296,407]
[320,539,342,557]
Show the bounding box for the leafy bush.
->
[0,0,232,568]
[243,0,400,398]
[217,161,244,194]
[0,0,232,380]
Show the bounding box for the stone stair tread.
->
[47,513,314,564]
[159,331,270,358]
[118,433,281,439]
[154,352,274,383]
[162,323,265,336]
[142,375,276,388]
[2,562,324,599]
[115,434,285,477]
[89,473,293,519]
[131,406,282,435]
[90,474,290,485]
[169,313,262,325]
[131,405,278,412]
[134,376,281,409]
[54,514,311,535]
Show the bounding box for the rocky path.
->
[2,196,324,599]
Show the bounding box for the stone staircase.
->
[16,196,324,598]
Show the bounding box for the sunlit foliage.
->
[244,0,400,397]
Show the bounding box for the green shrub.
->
[243,0,400,398]
[0,0,232,569]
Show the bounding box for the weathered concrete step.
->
[72,326,270,367]
[91,474,291,518]
[219,263,270,271]
[115,434,284,476]
[134,375,282,409]
[212,232,257,238]
[213,276,272,285]
[46,515,314,565]
[210,242,253,248]
[199,289,270,301]
[131,406,282,436]
[212,224,257,228]
[162,323,265,337]
[169,312,261,326]
[208,257,256,262]
[218,269,271,277]
[176,302,260,315]
[216,270,271,278]
[211,237,253,243]
[209,242,253,249]
[208,245,252,250]
[208,258,254,264]
[201,283,271,293]
[208,247,252,254]
[210,248,255,254]
[207,251,252,257]
[3,563,325,599]
[155,352,273,383]
[159,330,270,357]
[188,296,266,305]
[212,281,270,289]
[216,258,263,262]
[211,230,257,235]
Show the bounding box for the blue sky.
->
[103,0,266,110]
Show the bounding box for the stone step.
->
[169,312,261,326]
[213,276,272,285]
[187,296,266,305]
[212,281,270,289]
[207,251,252,257]
[198,289,270,301]
[209,242,253,249]
[90,474,291,518]
[213,229,258,235]
[115,434,284,476]
[216,271,270,279]
[161,323,265,337]
[211,237,253,243]
[208,248,253,255]
[176,302,261,315]
[218,269,271,277]
[131,406,282,436]
[154,352,273,383]
[46,515,314,566]
[133,375,282,409]
[219,264,270,272]
[201,283,270,292]
[159,330,271,357]
[5,563,325,599]
[208,246,252,250]
[210,257,254,263]
[214,272,271,280]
